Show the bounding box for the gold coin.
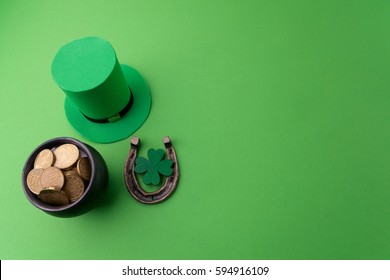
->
[76,157,91,181]
[26,168,44,194]
[63,163,77,171]
[62,171,85,203]
[34,149,55,169]
[53,144,79,169]
[39,188,69,206]
[40,166,64,190]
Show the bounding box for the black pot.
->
[22,137,108,217]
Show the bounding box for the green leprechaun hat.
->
[51,36,151,143]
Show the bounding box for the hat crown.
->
[51,37,116,92]
[51,36,130,120]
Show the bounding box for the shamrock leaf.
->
[135,148,173,186]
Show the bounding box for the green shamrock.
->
[135,148,173,185]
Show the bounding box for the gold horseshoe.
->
[124,136,179,204]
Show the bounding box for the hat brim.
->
[64,64,151,143]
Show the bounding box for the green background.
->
[1,0,389,260]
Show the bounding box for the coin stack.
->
[26,144,91,206]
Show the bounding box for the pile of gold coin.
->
[26,144,91,206]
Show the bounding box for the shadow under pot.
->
[22,137,108,217]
